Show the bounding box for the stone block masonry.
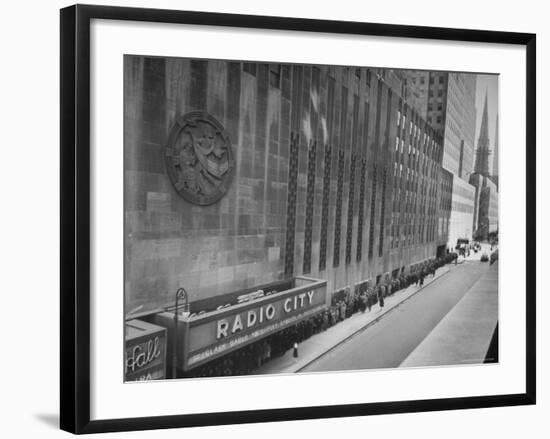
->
[124,57,447,314]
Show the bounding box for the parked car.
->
[480,252,489,262]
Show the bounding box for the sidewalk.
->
[400,261,498,367]
[458,242,497,263]
[252,264,451,375]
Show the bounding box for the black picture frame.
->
[60,4,536,434]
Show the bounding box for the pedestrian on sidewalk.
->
[378,286,385,308]
[360,292,367,313]
[293,342,299,360]
[366,288,373,312]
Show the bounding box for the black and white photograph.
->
[124,57,500,381]
[1,0,543,436]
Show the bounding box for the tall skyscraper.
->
[400,70,478,248]
[474,91,491,177]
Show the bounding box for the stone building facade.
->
[124,56,446,315]
[437,168,453,254]
[399,70,478,249]
[448,176,476,247]
[470,173,499,236]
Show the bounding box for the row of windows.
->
[429,89,445,98]
[391,103,443,249]
[395,116,442,162]
[451,200,474,214]
[407,74,445,86]
[453,184,475,201]
[428,103,444,112]
[389,218,438,249]
[243,63,284,89]
[394,138,440,180]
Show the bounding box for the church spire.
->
[474,90,491,176]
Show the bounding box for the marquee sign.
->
[154,276,327,371]
[124,319,167,381]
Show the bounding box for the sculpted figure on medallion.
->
[165,111,234,205]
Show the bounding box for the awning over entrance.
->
[153,276,327,371]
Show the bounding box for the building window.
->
[345,157,356,265]
[243,62,257,76]
[357,159,367,262]
[438,90,443,97]
[420,77,425,85]
[439,76,444,84]
[319,144,332,272]
[333,150,345,267]
[269,64,281,88]
[284,132,299,276]
[302,141,317,274]
[378,168,387,257]
[368,166,377,258]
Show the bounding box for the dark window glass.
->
[284,132,300,276]
[243,62,256,76]
[333,150,345,267]
[302,141,317,274]
[319,144,332,271]
[269,64,281,88]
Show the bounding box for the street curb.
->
[294,266,453,372]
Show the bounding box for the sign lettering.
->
[125,336,161,373]
[216,290,317,339]
[124,321,167,382]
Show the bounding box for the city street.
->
[300,255,496,373]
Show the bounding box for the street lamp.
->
[172,287,190,379]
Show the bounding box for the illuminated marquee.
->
[153,276,327,370]
[216,290,316,339]
[124,319,167,381]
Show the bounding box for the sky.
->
[474,74,499,174]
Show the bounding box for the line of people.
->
[184,253,457,378]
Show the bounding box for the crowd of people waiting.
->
[184,253,457,378]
